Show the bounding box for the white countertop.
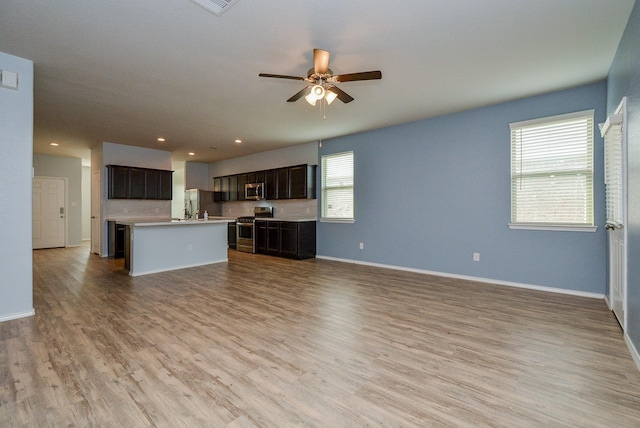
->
[107,217,316,226]
[115,217,236,227]
[254,218,318,222]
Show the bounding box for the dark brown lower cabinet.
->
[228,222,237,250]
[255,221,266,253]
[266,221,280,256]
[255,220,316,260]
[108,221,126,258]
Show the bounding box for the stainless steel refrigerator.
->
[184,189,221,219]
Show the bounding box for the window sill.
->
[320,218,355,224]
[508,223,597,232]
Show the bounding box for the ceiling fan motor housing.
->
[307,68,333,81]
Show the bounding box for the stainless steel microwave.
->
[245,182,264,200]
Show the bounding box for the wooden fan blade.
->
[326,85,354,103]
[313,49,330,75]
[333,70,382,82]
[259,73,306,81]
[287,86,312,102]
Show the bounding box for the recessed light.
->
[50,142,59,146]
[157,137,166,142]
[188,152,195,156]
[234,139,242,144]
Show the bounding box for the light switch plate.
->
[0,70,18,90]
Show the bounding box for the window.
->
[509,110,595,231]
[321,151,354,221]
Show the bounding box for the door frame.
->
[91,169,102,255]
[604,97,628,330]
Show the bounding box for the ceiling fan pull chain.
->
[322,97,327,120]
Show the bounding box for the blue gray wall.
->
[318,81,607,294]
[0,51,34,321]
[607,0,640,358]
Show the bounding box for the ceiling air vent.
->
[190,0,239,16]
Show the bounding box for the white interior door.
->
[91,170,101,255]
[602,98,627,329]
[33,177,66,249]
[609,230,625,327]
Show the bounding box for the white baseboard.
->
[129,258,228,277]
[315,255,604,299]
[0,309,35,323]
[604,294,612,310]
[625,333,640,372]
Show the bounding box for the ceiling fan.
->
[259,49,382,105]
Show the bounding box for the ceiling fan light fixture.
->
[325,90,338,105]
[305,92,318,106]
[304,85,337,106]
[305,84,326,105]
[312,85,325,98]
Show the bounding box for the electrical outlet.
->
[188,244,193,251]
[123,208,128,213]
[155,208,159,213]
[359,242,364,250]
[473,252,480,262]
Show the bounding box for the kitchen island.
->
[116,218,235,277]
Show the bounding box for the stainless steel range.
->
[236,206,273,253]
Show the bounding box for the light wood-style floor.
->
[2,245,640,427]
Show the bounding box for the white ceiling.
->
[0,0,634,165]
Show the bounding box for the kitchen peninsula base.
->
[118,219,234,277]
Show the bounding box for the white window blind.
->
[602,114,624,226]
[321,151,354,221]
[510,110,594,228]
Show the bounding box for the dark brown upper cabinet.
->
[107,165,173,200]
[263,169,277,200]
[276,168,289,199]
[237,174,247,201]
[108,165,129,199]
[213,164,316,201]
[228,175,238,201]
[288,164,316,199]
[128,168,146,199]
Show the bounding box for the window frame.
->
[508,110,597,232]
[320,150,354,223]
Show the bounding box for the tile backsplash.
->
[222,199,318,219]
[106,199,172,220]
[106,198,317,220]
